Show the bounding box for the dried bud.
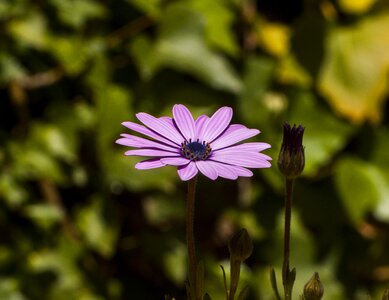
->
[303,272,324,300]
[228,228,253,262]
[278,123,305,179]
[382,287,389,300]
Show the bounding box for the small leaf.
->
[203,293,212,300]
[288,267,296,290]
[7,11,49,49]
[220,265,229,300]
[270,267,282,300]
[49,0,106,28]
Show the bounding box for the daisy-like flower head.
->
[116,104,272,181]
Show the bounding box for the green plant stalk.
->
[187,176,198,299]
[282,178,294,300]
[229,259,241,300]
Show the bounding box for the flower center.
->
[181,139,212,161]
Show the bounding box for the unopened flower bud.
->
[303,272,324,300]
[382,287,389,300]
[228,228,253,262]
[278,123,305,179]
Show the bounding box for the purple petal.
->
[214,142,272,155]
[136,112,184,145]
[210,151,271,168]
[195,115,209,140]
[199,107,233,142]
[135,159,166,170]
[178,162,198,181]
[125,149,180,157]
[195,160,218,180]
[160,157,189,166]
[211,125,260,150]
[116,135,178,152]
[122,121,177,147]
[173,104,196,141]
[198,161,253,180]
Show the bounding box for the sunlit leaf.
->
[190,0,238,56]
[0,53,25,83]
[48,37,101,75]
[258,21,291,57]
[335,157,381,225]
[49,0,106,28]
[7,11,49,49]
[277,55,312,87]
[318,13,389,123]
[30,123,76,163]
[9,142,65,183]
[0,278,26,300]
[23,204,64,229]
[0,173,27,207]
[338,0,377,14]
[155,4,241,93]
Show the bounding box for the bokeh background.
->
[1,0,389,299]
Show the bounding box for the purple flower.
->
[116,104,271,181]
[278,123,305,179]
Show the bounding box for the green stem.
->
[229,259,241,300]
[187,176,198,299]
[282,178,294,300]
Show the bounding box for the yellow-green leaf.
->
[318,13,389,124]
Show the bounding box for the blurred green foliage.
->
[1,0,389,299]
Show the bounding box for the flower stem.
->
[187,176,198,299]
[282,178,294,300]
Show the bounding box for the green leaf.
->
[335,157,382,225]
[318,13,389,124]
[130,35,159,80]
[23,204,64,229]
[0,173,27,207]
[238,56,276,124]
[163,242,186,285]
[30,123,76,163]
[220,265,228,300]
[0,52,25,83]
[270,267,282,300]
[288,92,354,176]
[7,11,49,49]
[48,36,101,75]
[0,278,26,300]
[76,196,119,257]
[190,0,238,55]
[127,0,162,16]
[155,4,241,93]
[10,143,65,183]
[49,0,106,28]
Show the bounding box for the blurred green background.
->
[1,0,389,299]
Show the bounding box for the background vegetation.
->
[1,0,389,299]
